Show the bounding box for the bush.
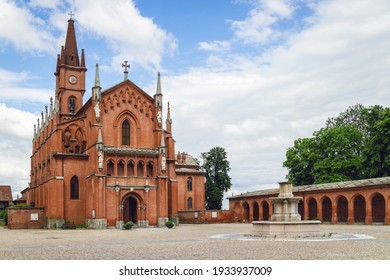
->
[4,211,8,225]
[165,220,175,229]
[0,210,5,219]
[123,221,134,230]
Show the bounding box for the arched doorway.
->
[322,197,332,223]
[308,198,317,220]
[372,193,385,223]
[337,196,348,223]
[243,202,250,222]
[253,202,259,221]
[123,196,138,223]
[262,201,269,221]
[353,195,366,224]
[298,200,304,218]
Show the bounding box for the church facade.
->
[26,18,205,229]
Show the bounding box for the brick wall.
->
[178,210,233,224]
[7,208,45,229]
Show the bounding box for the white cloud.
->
[29,0,61,9]
[0,103,36,194]
[229,0,294,44]
[68,0,177,72]
[160,0,390,193]
[199,40,231,52]
[0,68,52,103]
[0,0,57,53]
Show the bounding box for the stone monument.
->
[251,182,322,237]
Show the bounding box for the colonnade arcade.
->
[231,187,390,225]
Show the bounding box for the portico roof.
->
[228,176,390,199]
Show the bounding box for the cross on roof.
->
[122,60,130,80]
[122,60,130,73]
[68,11,75,20]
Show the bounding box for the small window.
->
[107,160,115,176]
[68,97,76,113]
[70,176,79,200]
[187,197,193,210]
[122,120,130,145]
[187,177,193,192]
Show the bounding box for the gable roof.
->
[0,185,12,202]
[229,176,390,199]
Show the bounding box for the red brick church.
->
[25,18,205,229]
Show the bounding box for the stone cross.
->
[122,60,130,80]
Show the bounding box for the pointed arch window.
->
[68,97,76,114]
[187,177,193,192]
[70,176,79,200]
[187,197,193,210]
[122,120,130,145]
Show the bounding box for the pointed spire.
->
[55,54,60,75]
[93,63,101,101]
[60,46,66,65]
[166,101,172,124]
[156,72,162,95]
[49,97,53,120]
[33,124,36,141]
[41,111,44,131]
[44,105,48,126]
[81,49,86,68]
[64,18,79,66]
[53,90,60,114]
[155,72,163,108]
[37,118,40,134]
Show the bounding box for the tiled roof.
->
[229,177,390,199]
[0,185,12,201]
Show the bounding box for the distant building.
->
[228,177,390,224]
[0,185,12,211]
[24,18,205,229]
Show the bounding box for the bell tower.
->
[54,14,87,120]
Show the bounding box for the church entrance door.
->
[123,196,138,223]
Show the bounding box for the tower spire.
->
[63,17,79,66]
[93,63,101,101]
[155,72,163,108]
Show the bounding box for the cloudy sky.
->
[1,0,390,207]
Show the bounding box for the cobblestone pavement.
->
[1,223,390,259]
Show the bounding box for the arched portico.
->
[253,202,259,221]
[371,193,385,223]
[337,196,348,223]
[353,195,366,224]
[261,201,270,221]
[243,202,250,222]
[321,196,332,223]
[308,198,317,220]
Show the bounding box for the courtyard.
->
[1,223,390,260]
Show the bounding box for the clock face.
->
[68,75,77,85]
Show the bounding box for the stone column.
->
[366,200,372,224]
[348,200,354,224]
[331,201,338,224]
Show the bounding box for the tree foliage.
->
[284,104,390,186]
[201,147,232,210]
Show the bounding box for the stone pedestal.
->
[86,219,107,229]
[251,182,323,238]
[251,220,322,237]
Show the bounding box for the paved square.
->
[1,224,390,259]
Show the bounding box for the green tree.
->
[283,137,318,186]
[284,104,390,186]
[201,147,232,210]
[364,108,390,178]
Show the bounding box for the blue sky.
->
[1,0,390,207]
